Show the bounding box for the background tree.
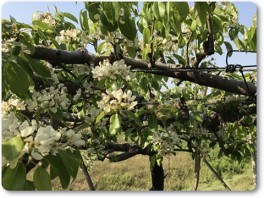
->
[2,2,256,190]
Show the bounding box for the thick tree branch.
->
[104,142,153,162]
[147,70,256,96]
[30,46,256,96]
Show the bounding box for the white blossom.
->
[92,60,134,81]
[25,84,70,112]
[97,89,137,113]
[39,12,56,26]
[19,120,37,137]
[56,29,81,43]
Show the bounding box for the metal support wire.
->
[131,66,256,73]
[238,66,255,98]
[224,50,257,98]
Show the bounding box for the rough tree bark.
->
[150,156,164,191]
[30,46,256,96]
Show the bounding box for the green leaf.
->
[194,2,210,26]
[148,114,158,131]
[96,111,106,124]
[190,20,197,32]
[212,15,222,36]
[85,2,100,23]
[140,76,149,92]
[49,165,58,180]
[33,167,52,190]
[19,34,35,54]
[50,38,61,49]
[45,155,71,189]
[193,113,203,123]
[80,10,89,32]
[59,12,78,23]
[118,16,137,41]
[100,12,118,32]
[229,28,239,40]
[2,163,27,190]
[158,2,166,19]
[224,41,233,57]
[2,136,24,161]
[17,56,33,78]
[173,54,186,65]
[58,150,80,181]
[112,2,121,21]
[172,2,189,22]
[4,61,33,98]
[109,113,121,135]
[126,111,142,126]
[142,45,150,61]
[102,2,117,25]
[215,43,223,55]
[12,45,21,56]
[24,180,35,190]
[143,28,151,44]
[127,46,136,58]
[49,109,64,121]
[10,15,17,23]
[234,38,246,50]
[32,11,41,21]
[137,17,148,33]
[97,41,105,54]
[32,20,55,31]
[153,2,165,20]
[37,29,48,46]
[28,59,51,78]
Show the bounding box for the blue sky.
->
[1,1,256,27]
[1,1,257,66]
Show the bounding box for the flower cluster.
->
[25,125,62,160]
[154,37,178,52]
[2,38,16,54]
[104,31,140,55]
[84,106,101,123]
[97,89,137,113]
[2,98,25,115]
[72,64,91,76]
[92,60,133,81]
[25,84,70,113]
[2,112,86,161]
[39,12,56,26]
[56,29,81,43]
[150,124,180,155]
[2,112,22,139]
[60,128,86,147]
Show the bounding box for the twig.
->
[203,158,231,191]
[81,162,96,191]
[186,32,193,67]
[193,151,201,191]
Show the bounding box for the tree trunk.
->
[150,157,164,191]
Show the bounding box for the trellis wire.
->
[136,98,256,107]
[131,65,256,73]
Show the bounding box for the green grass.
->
[56,152,255,191]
